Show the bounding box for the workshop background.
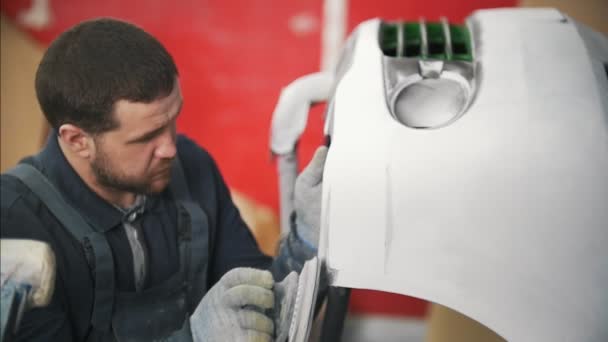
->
[1,0,606,341]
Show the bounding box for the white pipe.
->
[321,0,348,71]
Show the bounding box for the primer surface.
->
[318,9,608,342]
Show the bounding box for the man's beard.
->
[90,147,164,195]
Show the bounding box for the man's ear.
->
[57,124,93,158]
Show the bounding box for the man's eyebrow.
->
[126,125,166,144]
[126,100,183,144]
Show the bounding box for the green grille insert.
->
[379,20,472,62]
[380,24,399,57]
[449,25,472,61]
[404,23,421,57]
[426,22,446,59]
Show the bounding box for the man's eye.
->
[139,135,155,143]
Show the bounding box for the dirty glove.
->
[190,268,275,342]
[294,146,328,248]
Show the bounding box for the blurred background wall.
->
[1,0,606,341]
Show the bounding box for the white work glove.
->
[190,268,275,342]
[294,146,328,248]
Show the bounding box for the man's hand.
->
[294,146,328,248]
[190,268,275,342]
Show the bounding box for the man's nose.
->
[155,133,177,159]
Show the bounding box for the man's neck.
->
[58,138,138,208]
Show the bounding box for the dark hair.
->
[35,18,179,134]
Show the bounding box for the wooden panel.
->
[426,304,505,342]
[0,15,46,172]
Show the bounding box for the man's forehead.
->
[113,85,182,127]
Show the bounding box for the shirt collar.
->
[35,132,129,232]
[114,195,147,223]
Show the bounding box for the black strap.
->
[6,164,115,331]
[8,164,93,241]
[169,158,210,310]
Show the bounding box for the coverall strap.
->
[6,163,116,331]
[169,158,210,311]
[180,202,209,292]
[86,232,115,331]
[6,164,94,239]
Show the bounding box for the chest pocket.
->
[6,159,210,341]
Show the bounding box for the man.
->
[0,18,326,341]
